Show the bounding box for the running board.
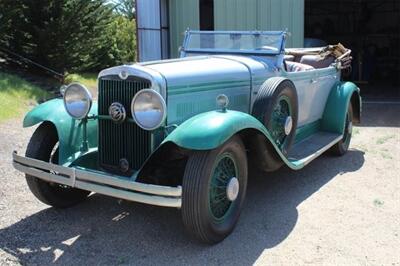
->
[288,132,343,166]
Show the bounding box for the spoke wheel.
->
[209,154,238,222]
[268,96,292,149]
[182,135,248,244]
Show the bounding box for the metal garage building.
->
[136,0,304,61]
[136,0,399,99]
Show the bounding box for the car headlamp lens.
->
[131,89,166,130]
[63,83,92,119]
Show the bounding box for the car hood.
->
[142,55,266,91]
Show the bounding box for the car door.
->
[284,66,339,128]
[305,67,339,124]
[284,69,317,128]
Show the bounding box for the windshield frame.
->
[181,30,286,56]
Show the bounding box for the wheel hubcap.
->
[226,177,239,201]
[284,116,293,136]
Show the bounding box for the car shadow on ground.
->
[0,150,364,265]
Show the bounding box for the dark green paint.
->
[70,149,99,170]
[163,109,305,169]
[321,82,360,134]
[23,98,98,165]
[294,120,321,143]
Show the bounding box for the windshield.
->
[183,31,285,55]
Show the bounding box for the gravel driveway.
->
[0,103,399,265]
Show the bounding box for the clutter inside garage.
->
[305,0,400,100]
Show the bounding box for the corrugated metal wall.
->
[169,0,199,58]
[214,0,304,48]
[137,0,161,61]
[167,0,304,57]
[137,0,169,61]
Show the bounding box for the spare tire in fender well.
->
[252,77,298,155]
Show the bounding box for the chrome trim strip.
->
[14,162,72,186]
[14,154,73,176]
[75,168,181,197]
[13,151,182,208]
[299,135,343,166]
[75,180,181,208]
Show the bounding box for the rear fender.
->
[321,81,361,134]
[23,98,98,165]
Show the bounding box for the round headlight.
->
[63,83,93,119]
[131,89,166,130]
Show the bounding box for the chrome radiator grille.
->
[98,77,151,174]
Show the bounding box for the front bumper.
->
[12,151,182,208]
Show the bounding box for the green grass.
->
[65,73,97,95]
[0,72,49,122]
[376,134,395,145]
[373,198,384,207]
[380,152,393,160]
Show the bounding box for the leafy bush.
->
[93,15,136,69]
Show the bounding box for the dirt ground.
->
[0,103,399,266]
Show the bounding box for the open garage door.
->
[305,0,400,100]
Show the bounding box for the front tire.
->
[182,135,248,244]
[25,122,90,208]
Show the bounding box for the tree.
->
[0,0,136,74]
[112,0,136,20]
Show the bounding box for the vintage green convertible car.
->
[13,30,361,243]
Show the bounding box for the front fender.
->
[321,81,361,134]
[162,110,304,170]
[23,98,98,165]
[163,110,268,150]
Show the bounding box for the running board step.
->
[288,131,343,166]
